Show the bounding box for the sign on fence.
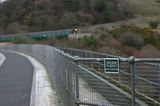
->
[104,58,119,73]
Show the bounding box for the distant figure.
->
[71,28,78,35]
[74,28,78,34]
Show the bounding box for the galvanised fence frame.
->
[61,47,160,106]
[1,45,160,106]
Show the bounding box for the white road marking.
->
[0,53,6,67]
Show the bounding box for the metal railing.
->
[0,29,72,42]
[1,45,160,106]
[61,48,160,106]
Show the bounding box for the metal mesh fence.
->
[1,45,77,106]
[135,62,160,105]
[1,45,160,106]
[61,48,160,106]
[78,65,132,106]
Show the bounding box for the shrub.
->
[144,34,158,45]
[80,36,97,48]
[54,35,68,40]
[122,46,142,57]
[141,44,160,57]
[100,32,113,41]
[6,22,28,34]
[119,31,144,47]
[108,38,121,49]
[13,35,34,44]
[149,21,159,29]
[156,41,160,49]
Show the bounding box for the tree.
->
[77,11,94,25]
[62,0,79,12]
[94,0,111,23]
[0,27,4,34]
[0,0,135,33]
[6,22,28,34]
[78,0,92,13]
[94,0,107,13]
[58,12,79,28]
[116,1,134,20]
[0,15,8,28]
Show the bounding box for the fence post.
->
[75,59,80,106]
[158,64,160,100]
[129,56,136,106]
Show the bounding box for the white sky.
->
[0,0,6,3]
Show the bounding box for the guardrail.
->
[1,45,160,106]
[0,29,72,42]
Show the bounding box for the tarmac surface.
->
[0,51,34,106]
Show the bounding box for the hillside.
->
[0,0,134,34]
[124,0,160,17]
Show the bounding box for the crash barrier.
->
[0,29,71,42]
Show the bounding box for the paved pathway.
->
[0,51,34,106]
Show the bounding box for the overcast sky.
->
[0,0,6,3]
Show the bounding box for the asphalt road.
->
[0,51,34,106]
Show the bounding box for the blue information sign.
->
[104,58,119,73]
